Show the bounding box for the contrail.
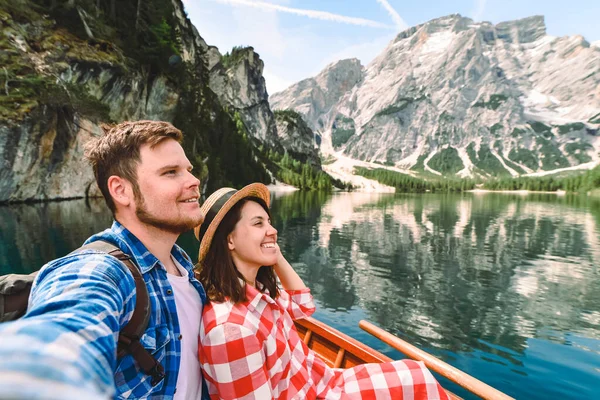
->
[375,0,408,30]
[211,0,394,29]
[471,0,487,21]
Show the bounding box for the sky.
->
[182,0,600,94]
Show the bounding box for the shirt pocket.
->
[114,324,171,398]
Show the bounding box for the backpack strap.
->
[78,241,165,386]
[0,272,38,322]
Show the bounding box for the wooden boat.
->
[294,317,513,400]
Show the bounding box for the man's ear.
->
[107,175,133,207]
[227,234,235,251]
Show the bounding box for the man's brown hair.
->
[84,120,183,213]
[196,197,280,304]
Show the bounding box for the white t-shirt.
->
[167,258,203,400]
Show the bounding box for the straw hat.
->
[195,183,271,262]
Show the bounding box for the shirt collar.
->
[85,221,193,275]
[245,280,276,313]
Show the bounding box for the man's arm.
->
[0,252,136,399]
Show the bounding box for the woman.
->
[195,183,449,400]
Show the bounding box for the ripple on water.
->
[579,311,600,332]
[521,332,600,399]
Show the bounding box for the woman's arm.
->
[200,323,272,399]
[273,245,315,319]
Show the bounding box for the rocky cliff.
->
[0,0,309,202]
[271,15,600,178]
[273,110,320,168]
[208,46,280,148]
[270,58,363,153]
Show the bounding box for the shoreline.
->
[468,189,567,195]
[2,187,596,206]
[265,182,299,193]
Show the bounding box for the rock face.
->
[0,110,98,201]
[274,111,320,168]
[271,15,600,177]
[208,46,279,148]
[270,58,363,144]
[0,0,310,202]
[0,66,182,202]
[0,2,192,202]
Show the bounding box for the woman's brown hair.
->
[196,197,280,303]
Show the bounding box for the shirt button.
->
[167,289,173,295]
[178,334,183,340]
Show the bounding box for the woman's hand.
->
[273,243,286,270]
[272,244,306,290]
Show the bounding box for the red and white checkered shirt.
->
[199,285,449,400]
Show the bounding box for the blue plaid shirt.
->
[0,221,208,399]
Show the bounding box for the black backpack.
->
[0,240,165,386]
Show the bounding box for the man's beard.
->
[135,194,203,234]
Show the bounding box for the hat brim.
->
[194,183,271,263]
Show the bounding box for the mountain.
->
[273,110,321,168]
[270,58,363,153]
[271,15,600,178]
[0,0,319,202]
[207,45,280,149]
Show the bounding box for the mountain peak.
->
[270,56,364,132]
[392,14,547,46]
[322,58,363,73]
[495,15,546,43]
[393,14,473,42]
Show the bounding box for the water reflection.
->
[268,191,600,399]
[0,198,113,274]
[1,192,599,399]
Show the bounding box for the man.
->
[0,121,208,399]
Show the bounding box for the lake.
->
[1,192,599,399]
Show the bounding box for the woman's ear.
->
[227,234,235,251]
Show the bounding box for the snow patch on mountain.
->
[490,148,520,177]
[322,153,397,192]
[523,161,600,177]
[423,151,442,176]
[456,147,476,178]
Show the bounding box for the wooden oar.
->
[359,320,514,400]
